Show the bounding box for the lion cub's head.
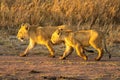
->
[51,28,71,44]
[17,23,30,42]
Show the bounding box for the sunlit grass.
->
[0,0,119,27]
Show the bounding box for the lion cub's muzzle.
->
[17,36,24,42]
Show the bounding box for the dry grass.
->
[0,0,120,44]
[0,0,119,27]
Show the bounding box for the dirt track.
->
[0,36,120,80]
[0,55,119,80]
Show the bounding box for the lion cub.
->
[51,28,111,61]
[17,23,71,57]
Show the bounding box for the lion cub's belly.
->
[80,41,90,46]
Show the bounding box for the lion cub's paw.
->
[95,58,101,61]
[49,55,55,58]
[59,56,66,60]
[83,56,88,61]
[19,53,27,57]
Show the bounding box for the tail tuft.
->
[109,54,111,59]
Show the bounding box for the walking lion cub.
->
[51,28,111,61]
[17,23,71,57]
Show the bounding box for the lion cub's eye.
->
[25,27,29,30]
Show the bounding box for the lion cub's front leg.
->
[20,39,35,57]
[75,45,88,61]
[59,46,74,59]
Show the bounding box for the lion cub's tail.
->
[103,38,111,59]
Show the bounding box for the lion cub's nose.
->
[21,37,24,40]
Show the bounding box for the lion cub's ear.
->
[20,23,25,28]
[57,28,63,36]
[24,23,30,30]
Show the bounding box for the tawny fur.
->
[51,29,111,61]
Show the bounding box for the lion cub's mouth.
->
[18,37,24,42]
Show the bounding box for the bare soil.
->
[0,36,120,80]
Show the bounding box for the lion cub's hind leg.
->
[95,48,103,61]
[89,41,103,61]
[45,41,55,58]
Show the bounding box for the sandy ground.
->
[0,36,120,80]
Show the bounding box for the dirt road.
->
[0,55,119,80]
[0,36,120,80]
